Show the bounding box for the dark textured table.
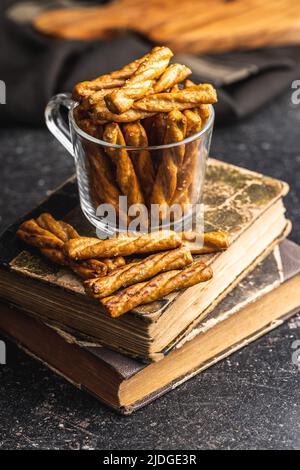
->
[0,88,300,449]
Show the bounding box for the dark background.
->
[0,0,300,450]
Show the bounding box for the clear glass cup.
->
[45,93,214,237]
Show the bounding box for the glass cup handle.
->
[45,93,77,158]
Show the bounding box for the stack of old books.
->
[0,158,299,414]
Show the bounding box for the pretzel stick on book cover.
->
[105,46,173,114]
[85,246,193,298]
[101,260,213,317]
[64,230,183,260]
[123,121,155,202]
[17,213,125,279]
[181,231,230,254]
[132,84,217,112]
[150,110,187,216]
[102,122,145,207]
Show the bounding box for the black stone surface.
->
[0,89,300,450]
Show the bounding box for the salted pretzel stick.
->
[72,55,147,100]
[101,260,213,317]
[80,88,119,110]
[123,121,155,201]
[74,48,167,100]
[75,115,123,211]
[151,63,191,93]
[105,46,173,114]
[17,214,126,279]
[85,246,193,299]
[183,79,196,89]
[87,147,123,210]
[197,105,210,126]
[184,80,211,125]
[171,84,180,92]
[184,109,202,137]
[150,110,187,214]
[181,231,230,254]
[133,85,217,112]
[36,213,79,241]
[149,113,167,146]
[102,256,126,272]
[17,216,108,278]
[64,230,182,261]
[74,110,103,138]
[17,218,65,250]
[102,122,144,207]
[171,109,202,206]
[31,244,123,279]
[170,79,209,206]
[92,105,155,124]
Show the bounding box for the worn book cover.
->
[0,158,290,361]
[1,240,300,413]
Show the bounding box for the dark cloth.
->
[0,11,300,127]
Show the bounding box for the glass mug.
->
[45,93,214,237]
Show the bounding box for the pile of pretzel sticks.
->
[73,46,217,219]
[17,213,229,318]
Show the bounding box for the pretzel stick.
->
[17,213,125,279]
[181,231,230,254]
[75,115,124,212]
[123,121,155,202]
[17,219,65,250]
[171,109,202,206]
[64,230,183,260]
[73,47,173,101]
[17,215,107,278]
[150,110,187,216]
[149,112,167,146]
[183,79,196,88]
[76,116,127,219]
[85,246,193,298]
[81,88,119,108]
[102,256,126,272]
[151,63,191,93]
[184,80,211,125]
[197,105,210,126]
[87,146,123,211]
[36,213,79,240]
[74,109,104,139]
[101,260,213,317]
[105,46,173,114]
[92,105,155,124]
[72,54,147,100]
[183,108,202,137]
[102,122,144,207]
[133,85,217,112]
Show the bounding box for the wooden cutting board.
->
[33,0,300,54]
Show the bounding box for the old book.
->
[1,240,299,414]
[0,159,290,361]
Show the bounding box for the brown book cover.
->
[1,239,299,414]
[0,159,290,361]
